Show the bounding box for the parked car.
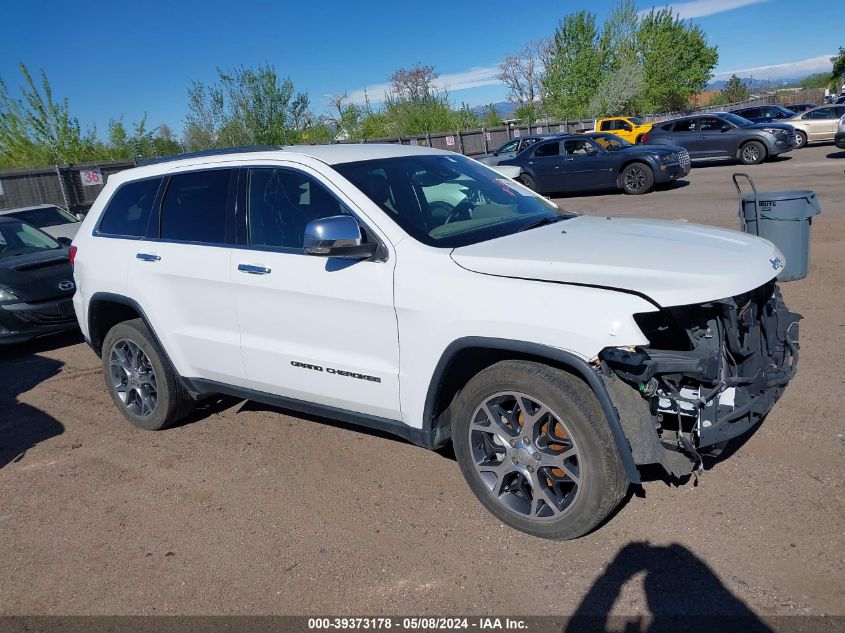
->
[785,102,817,114]
[835,114,845,150]
[477,135,558,166]
[730,104,796,123]
[71,145,799,539]
[784,105,845,148]
[642,112,795,164]
[583,117,653,144]
[0,217,77,344]
[499,133,690,195]
[0,204,83,240]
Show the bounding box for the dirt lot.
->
[1,144,843,620]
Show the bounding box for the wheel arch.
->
[616,159,655,189]
[423,337,641,483]
[736,136,769,159]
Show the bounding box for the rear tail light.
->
[69,245,77,268]
[641,134,650,143]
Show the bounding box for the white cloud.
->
[712,54,833,80]
[346,65,501,105]
[638,0,766,19]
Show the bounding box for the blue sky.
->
[0,0,839,137]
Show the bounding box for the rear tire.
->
[634,134,643,144]
[793,130,807,149]
[451,360,629,540]
[739,140,766,165]
[519,174,537,192]
[102,318,194,431]
[620,162,654,195]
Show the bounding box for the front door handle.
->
[238,264,271,275]
[136,253,160,262]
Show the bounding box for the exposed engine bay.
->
[598,281,800,475]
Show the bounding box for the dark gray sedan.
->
[477,134,559,166]
[499,133,690,195]
[642,112,795,164]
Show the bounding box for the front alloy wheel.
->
[470,392,581,520]
[451,360,629,540]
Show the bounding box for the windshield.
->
[6,206,78,228]
[0,220,63,259]
[334,154,572,248]
[720,112,752,127]
[628,117,644,126]
[590,133,633,150]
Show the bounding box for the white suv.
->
[71,144,799,539]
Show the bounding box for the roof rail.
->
[134,145,283,167]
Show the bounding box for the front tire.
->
[793,130,807,149]
[620,162,654,195]
[739,140,766,165]
[451,360,629,540]
[518,174,537,192]
[102,318,194,430]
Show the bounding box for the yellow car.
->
[591,117,653,144]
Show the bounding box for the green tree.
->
[719,74,750,104]
[0,63,101,167]
[636,8,719,112]
[800,73,832,90]
[480,104,502,128]
[543,10,609,119]
[588,61,644,117]
[603,0,639,69]
[184,64,310,150]
[831,47,845,90]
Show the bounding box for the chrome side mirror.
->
[303,215,377,259]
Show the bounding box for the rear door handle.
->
[238,264,271,275]
[136,253,160,262]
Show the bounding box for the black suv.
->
[643,112,795,165]
[730,104,796,123]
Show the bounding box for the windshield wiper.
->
[518,215,567,232]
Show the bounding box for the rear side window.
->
[534,142,560,157]
[97,177,162,237]
[160,169,233,244]
[672,119,697,133]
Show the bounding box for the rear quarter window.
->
[97,177,163,237]
[160,169,233,244]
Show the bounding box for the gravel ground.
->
[0,143,842,620]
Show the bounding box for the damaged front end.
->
[598,281,800,477]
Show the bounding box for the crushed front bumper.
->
[599,281,799,475]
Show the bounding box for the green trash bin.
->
[733,173,821,282]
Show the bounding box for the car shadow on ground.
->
[826,150,845,159]
[550,179,690,199]
[565,541,773,632]
[0,334,76,468]
[235,399,457,455]
[690,154,793,170]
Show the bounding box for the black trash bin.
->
[733,173,821,281]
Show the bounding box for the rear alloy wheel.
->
[620,162,654,195]
[793,130,807,149]
[452,361,629,540]
[102,318,194,430]
[519,174,537,192]
[739,140,766,165]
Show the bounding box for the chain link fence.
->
[0,89,826,214]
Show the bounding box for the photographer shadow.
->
[0,350,66,469]
[566,541,773,633]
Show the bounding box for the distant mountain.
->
[470,101,516,119]
[706,77,810,91]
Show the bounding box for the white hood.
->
[450,215,783,307]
